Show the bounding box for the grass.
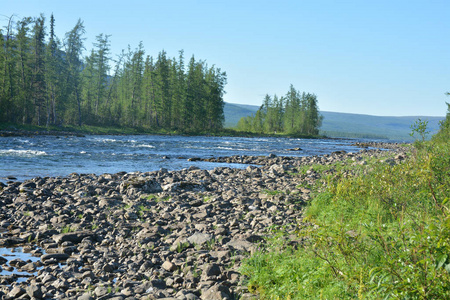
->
[241,114,450,299]
[61,225,74,234]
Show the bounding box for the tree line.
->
[236,85,323,136]
[0,14,227,132]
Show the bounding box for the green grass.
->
[241,116,450,299]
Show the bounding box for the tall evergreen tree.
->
[64,19,85,126]
[16,17,33,124]
[31,14,46,126]
[46,13,62,125]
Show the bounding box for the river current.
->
[0,135,367,182]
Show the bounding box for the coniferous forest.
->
[236,85,323,136]
[0,14,227,133]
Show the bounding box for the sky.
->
[2,0,449,117]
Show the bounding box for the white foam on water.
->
[134,144,155,148]
[0,149,47,157]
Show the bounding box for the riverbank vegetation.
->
[236,85,323,136]
[0,14,226,133]
[241,103,450,298]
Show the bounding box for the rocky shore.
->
[0,144,407,299]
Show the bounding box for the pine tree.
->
[31,14,46,126]
[46,14,64,125]
[64,19,85,126]
[16,17,33,124]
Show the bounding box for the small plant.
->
[61,225,73,233]
[410,118,430,142]
[176,241,191,253]
[206,238,216,250]
[261,189,284,196]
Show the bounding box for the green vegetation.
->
[241,103,450,299]
[0,14,226,133]
[236,85,323,136]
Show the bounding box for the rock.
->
[77,293,94,300]
[94,286,109,297]
[8,286,26,298]
[226,239,255,252]
[41,253,70,263]
[162,181,205,192]
[162,261,177,272]
[201,284,231,300]
[269,164,286,176]
[0,255,7,264]
[26,283,43,299]
[202,263,222,280]
[187,232,213,246]
[52,231,96,244]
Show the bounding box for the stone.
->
[94,286,109,297]
[201,284,231,300]
[187,232,213,246]
[41,253,70,263]
[26,283,43,299]
[202,263,221,279]
[8,286,26,298]
[77,293,94,300]
[162,261,177,272]
[52,231,96,244]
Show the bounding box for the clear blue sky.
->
[2,0,449,116]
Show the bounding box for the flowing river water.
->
[0,134,368,183]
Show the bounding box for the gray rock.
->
[77,293,94,300]
[94,286,109,297]
[41,253,70,263]
[201,284,231,300]
[202,263,222,280]
[8,286,26,298]
[187,232,213,246]
[162,261,177,272]
[52,231,96,244]
[26,283,43,299]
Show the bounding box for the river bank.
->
[0,145,407,299]
[0,124,324,139]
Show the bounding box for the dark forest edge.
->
[0,122,326,139]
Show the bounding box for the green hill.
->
[224,102,445,140]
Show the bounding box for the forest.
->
[0,14,227,133]
[236,85,323,136]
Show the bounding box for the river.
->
[0,134,367,182]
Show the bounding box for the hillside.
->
[224,102,445,140]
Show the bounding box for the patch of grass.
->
[142,194,170,202]
[242,116,450,299]
[61,225,74,234]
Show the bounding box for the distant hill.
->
[224,102,445,141]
